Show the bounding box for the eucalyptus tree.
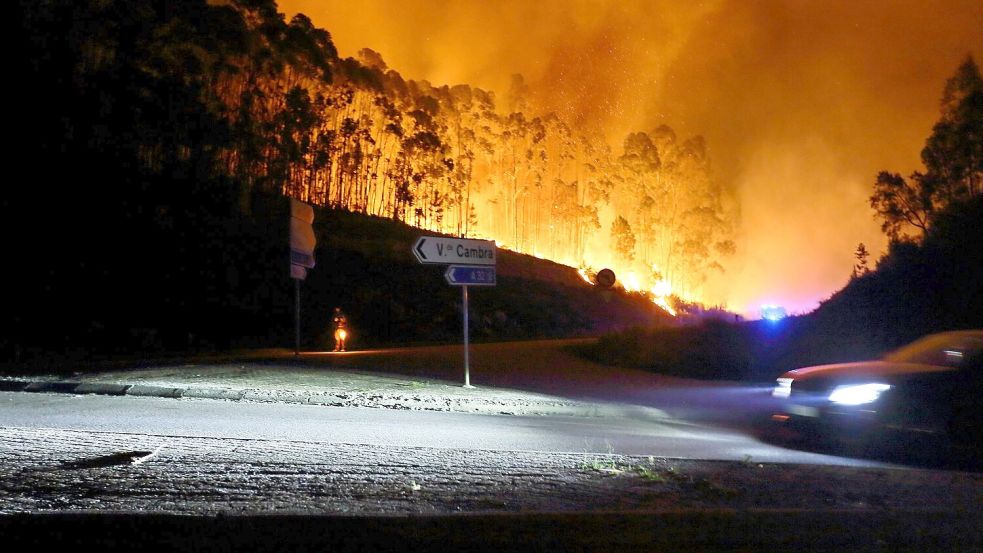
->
[871,56,982,242]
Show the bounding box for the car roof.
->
[782,329,983,380]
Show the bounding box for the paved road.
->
[4,342,977,549]
[0,391,880,466]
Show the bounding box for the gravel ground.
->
[77,362,619,417]
[1,426,980,516]
[0,345,676,418]
[0,340,720,419]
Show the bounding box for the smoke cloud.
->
[282,0,983,316]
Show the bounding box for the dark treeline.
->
[14,0,734,294]
[8,0,320,357]
[11,0,699,359]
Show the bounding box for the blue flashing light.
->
[760,304,787,322]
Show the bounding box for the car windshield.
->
[883,332,983,368]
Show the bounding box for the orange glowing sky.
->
[281,0,982,317]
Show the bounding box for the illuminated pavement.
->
[2,341,979,536]
[0,391,870,465]
[0,339,915,467]
[1,339,775,422]
[2,392,978,525]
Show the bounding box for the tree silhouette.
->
[872,55,982,242]
[870,171,933,241]
[852,243,871,278]
[923,56,983,200]
[612,216,636,262]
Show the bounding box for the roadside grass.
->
[579,458,689,485]
[579,456,628,474]
[578,443,632,474]
[578,454,745,499]
[578,452,675,481]
[635,465,665,482]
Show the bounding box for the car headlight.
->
[772,378,793,398]
[828,383,891,405]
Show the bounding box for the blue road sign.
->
[444,265,497,286]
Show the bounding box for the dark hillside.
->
[2,191,670,362]
[781,195,983,365]
[297,201,672,349]
[5,1,673,364]
[581,197,983,381]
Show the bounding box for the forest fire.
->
[574,264,680,316]
[13,0,980,358]
[36,0,974,319]
[282,0,981,317]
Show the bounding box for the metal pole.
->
[294,279,300,356]
[463,284,473,388]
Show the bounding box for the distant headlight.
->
[772,378,793,398]
[828,383,891,405]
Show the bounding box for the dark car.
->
[771,330,983,459]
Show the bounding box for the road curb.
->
[126,385,184,398]
[4,379,626,419]
[24,381,81,393]
[306,395,349,407]
[181,387,246,401]
[74,383,130,396]
[242,390,312,404]
[0,380,30,392]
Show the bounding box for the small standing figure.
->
[332,307,349,352]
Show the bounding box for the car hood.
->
[781,360,956,381]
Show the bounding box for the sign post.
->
[414,237,496,387]
[289,199,316,355]
[462,285,470,387]
[443,264,496,388]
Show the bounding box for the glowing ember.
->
[623,272,642,292]
[650,277,677,316]
[651,278,672,298]
[652,296,677,317]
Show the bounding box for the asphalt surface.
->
[0,339,938,466]
[0,391,876,465]
[1,339,772,421]
[3,340,980,550]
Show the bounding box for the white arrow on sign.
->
[445,265,497,286]
[413,236,496,266]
